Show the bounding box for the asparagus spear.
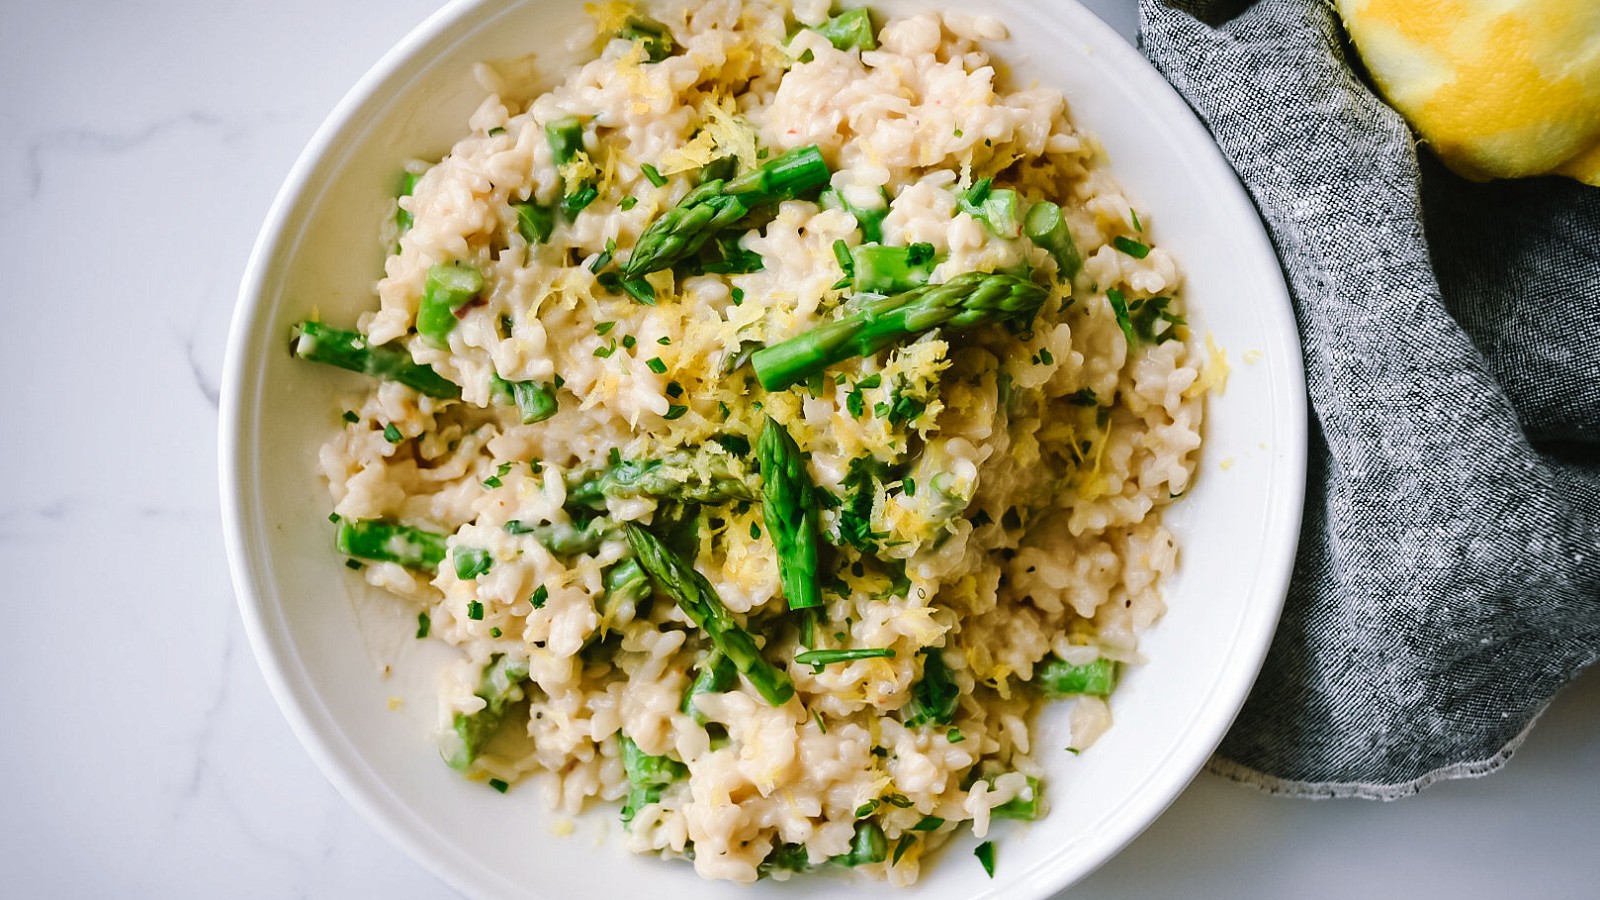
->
[902,648,959,727]
[619,734,688,824]
[1036,655,1119,697]
[1023,200,1083,282]
[490,373,558,424]
[335,518,449,570]
[624,523,795,706]
[757,417,822,611]
[620,144,830,277]
[441,653,531,771]
[564,449,756,512]
[503,518,613,555]
[415,261,485,347]
[290,321,460,399]
[681,649,737,725]
[750,271,1048,391]
[813,7,877,51]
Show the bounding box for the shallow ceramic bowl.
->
[221,0,1306,896]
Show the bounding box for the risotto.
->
[293,0,1207,885]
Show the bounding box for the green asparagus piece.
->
[599,557,652,633]
[850,242,936,294]
[813,7,877,51]
[757,417,822,611]
[1036,655,1118,697]
[490,373,558,424]
[902,648,959,727]
[335,518,449,570]
[619,733,688,823]
[616,15,677,62]
[1023,200,1082,282]
[620,144,830,277]
[395,169,422,246]
[959,178,1020,239]
[759,820,887,878]
[624,523,796,706]
[835,821,888,867]
[441,653,531,770]
[564,449,756,512]
[821,186,890,243]
[504,518,613,555]
[547,116,598,217]
[750,271,1048,391]
[759,842,813,878]
[290,321,460,399]
[991,775,1044,820]
[416,262,485,346]
[513,201,555,245]
[681,650,737,725]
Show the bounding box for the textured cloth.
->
[1137,0,1600,798]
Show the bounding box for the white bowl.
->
[221,1,1306,897]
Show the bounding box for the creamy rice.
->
[307,0,1206,884]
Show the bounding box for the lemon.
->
[1336,0,1600,185]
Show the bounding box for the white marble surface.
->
[2,0,1596,896]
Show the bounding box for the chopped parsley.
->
[730,287,744,306]
[641,163,666,187]
[1113,235,1150,259]
[382,422,404,443]
[646,357,668,374]
[664,404,688,420]
[911,816,944,831]
[454,547,493,581]
[341,410,360,424]
[622,334,637,349]
[529,585,549,608]
[466,600,484,620]
[1066,387,1098,406]
[1038,347,1054,365]
[594,341,616,358]
[344,558,363,570]
[489,627,502,638]
[415,611,431,638]
[488,778,509,793]
[749,521,762,539]
[595,320,616,335]
[619,195,638,211]
[974,840,996,877]
[892,835,916,865]
[946,727,965,743]
[657,335,671,345]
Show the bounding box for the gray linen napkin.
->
[1136,0,1600,798]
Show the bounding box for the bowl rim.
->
[220,0,1307,897]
